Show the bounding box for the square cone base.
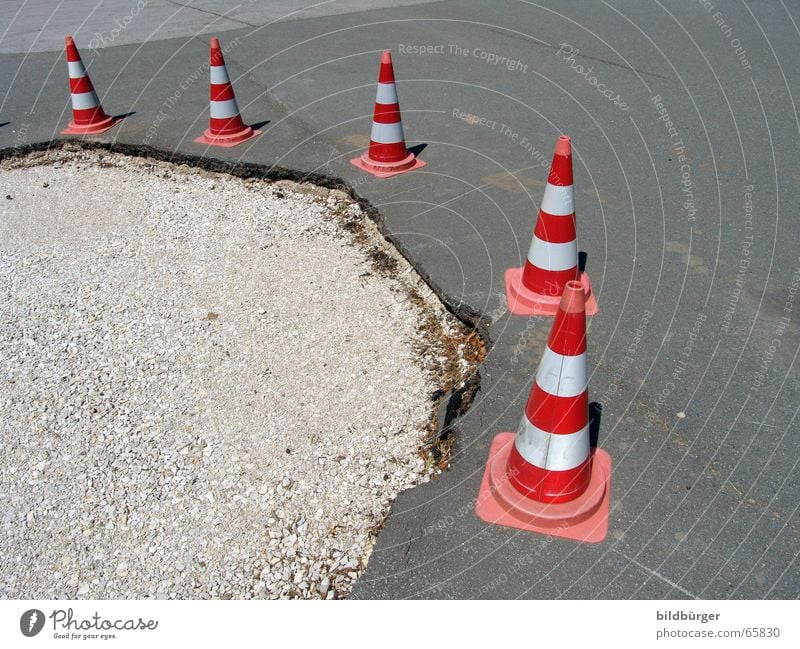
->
[505,266,599,316]
[349,151,426,179]
[61,115,120,136]
[475,433,611,543]
[194,127,261,148]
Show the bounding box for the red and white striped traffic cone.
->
[505,136,598,316]
[61,36,119,135]
[476,280,611,542]
[194,37,261,148]
[350,51,426,178]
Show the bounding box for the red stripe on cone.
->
[210,43,225,67]
[373,102,401,123]
[209,115,247,135]
[526,384,589,435]
[366,140,408,162]
[69,76,94,95]
[350,50,425,178]
[71,107,109,124]
[520,262,579,297]
[194,36,261,148]
[61,36,119,136]
[547,297,587,355]
[377,51,396,83]
[210,83,236,102]
[475,280,611,542]
[65,36,81,62]
[507,447,593,503]
[534,210,577,244]
[548,136,573,186]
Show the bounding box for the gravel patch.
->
[0,149,480,599]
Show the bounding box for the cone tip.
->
[210,36,220,49]
[381,50,392,64]
[65,35,73,45]
[559,280,585,314]
[555,135,572,157]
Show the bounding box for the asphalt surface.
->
[1,0,798,599]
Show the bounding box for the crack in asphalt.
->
[537,39,674,82]
[163,0,261,29]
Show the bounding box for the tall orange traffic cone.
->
[505,136,598,316]
[476,280,611,542]
[61,36,119,135]
[350,51,426,178]
[194,37,261,148]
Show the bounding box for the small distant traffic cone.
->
[505,136,598,316]
[350,51,426,178]
[194,37,261,148]
[61,36,119,135]
[476,280,611,542]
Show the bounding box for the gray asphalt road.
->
[0,0,441,53]
[1,0,798,599]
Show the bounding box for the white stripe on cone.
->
[375,82,398,105]
[210,65,230,85]
[527,236,578,271]
[209,98,240,119]
[540,182,575,216]
[535,347,587,398]
[515,417,590,471]
[67,61,86,78]
[369,120,404,144]
[71,90,100,110]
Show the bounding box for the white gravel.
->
[0,149,473,599]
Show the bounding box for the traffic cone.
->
[476,280,611,542]
[505,136,598,316]
[350,51,426,178]
[61,36,119,136]
[194,37,261,148]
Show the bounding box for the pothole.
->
[0,147,484,599]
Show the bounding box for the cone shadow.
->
[579,251,588,273]
[250,120,270,131]
[0,122,10,128]
[407,143,427,157]
[589,401,602,447]
[113,111,136,121]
